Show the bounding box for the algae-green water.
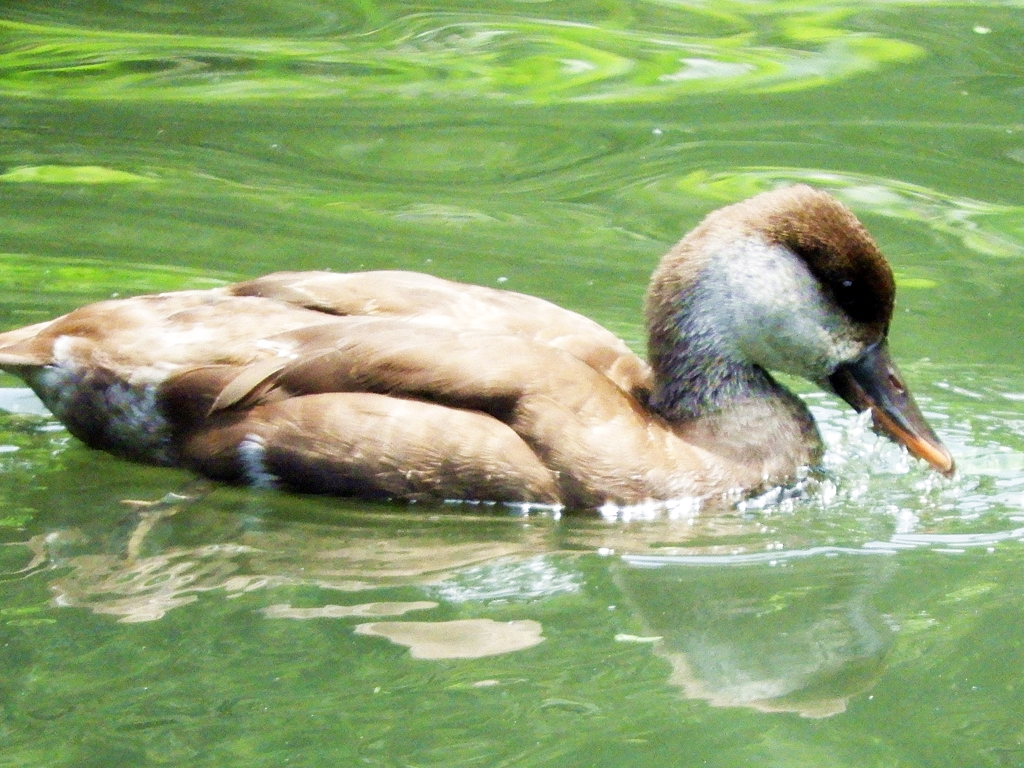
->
[2,1,1024,765]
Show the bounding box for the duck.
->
[0,185,953,509]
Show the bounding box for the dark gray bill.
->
[827,341,954,476]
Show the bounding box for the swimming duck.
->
[0,185,953,508]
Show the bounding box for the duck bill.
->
[827,341,955,476]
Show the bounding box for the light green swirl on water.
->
[0,11,922,103]
[0,165,157,183]
[0,252,232,297]
[623,167,1024,259]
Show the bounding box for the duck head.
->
[646,184,954,476]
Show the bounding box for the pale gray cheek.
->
[699,238,869,379]
[824,331,868,371]
[737,301,865,379]
[740,321,833,379]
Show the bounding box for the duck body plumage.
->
[0,186,953,508]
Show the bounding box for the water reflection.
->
[613,553,896,718]
[623,167,1024,259]
[39,498,557,622]
[262,600,438,618]
[0,10,922,103]
[353,618,545,659]
[15,500,896,714]
[7,479,1020,715]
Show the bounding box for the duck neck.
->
[649,344,779,422]
[647,279,768,418]
[646,288,824,474]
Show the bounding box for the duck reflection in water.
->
[613,553,895,718]
[10,490,894,716]
[0,186,952,509]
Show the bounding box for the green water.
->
[2,0,1024,765]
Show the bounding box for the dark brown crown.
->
[713,184,895,329]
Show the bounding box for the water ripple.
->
[619,167,1024,258]
[0,12,922,103]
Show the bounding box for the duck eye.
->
[841,280,853,289]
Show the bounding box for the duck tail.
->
[0,320,55,369]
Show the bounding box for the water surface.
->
[2,1,1024,765]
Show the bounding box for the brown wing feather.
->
[175,316,704,506]
[179,393,561,503]
[231,271,651,399]
[0,319,63,367]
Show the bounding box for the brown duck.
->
[0,186,953,508]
